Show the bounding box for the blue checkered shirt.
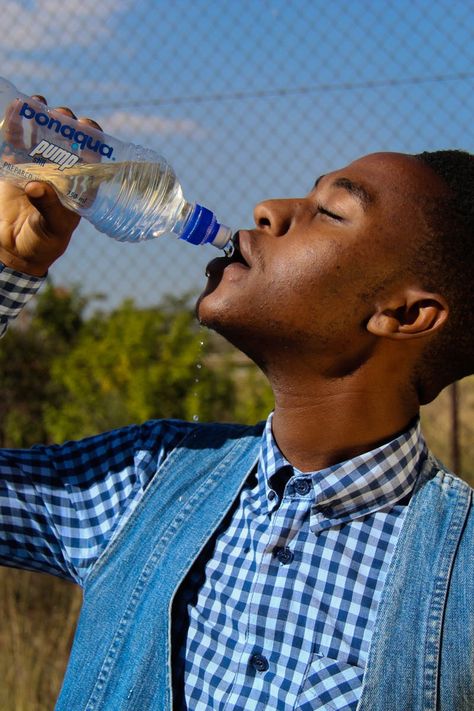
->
[0,267,426,710]
[0,263,44,337]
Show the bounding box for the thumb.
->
[25,181,80,236]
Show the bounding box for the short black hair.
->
[412,149,474,403]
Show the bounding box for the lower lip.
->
[206,257,250,279]
[224,261,249,272]
[216,262,250,283]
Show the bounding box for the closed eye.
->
[316,204,343,221]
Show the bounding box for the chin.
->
[197,301,266,371]
[196,299,234,337]
[196,283,236,328]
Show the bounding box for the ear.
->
[367,288,449,340]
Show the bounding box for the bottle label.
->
[18,102,115,159]
[29,139,80,171]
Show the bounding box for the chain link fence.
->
[0,0,473,707]
[1,1,472,310]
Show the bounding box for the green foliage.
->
[0,313,53,447]
[0,283,274,448]
[31,279,91,346]
[42,296,241,441]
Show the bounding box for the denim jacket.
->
[55,421,474,710]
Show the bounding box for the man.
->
[0,104,473,710]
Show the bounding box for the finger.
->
[55,106,77,120]
[76,116,105,165]
[77,117,103,132]
[25,181,80,235]
[3,99,27,152]
[4,96,48,155]
[25,181,54,200]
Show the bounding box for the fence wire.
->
[1,1,472,310]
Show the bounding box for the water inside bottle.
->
[2,160,123,208]
[2,160,189,241]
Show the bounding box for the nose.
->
[253,198,300,236]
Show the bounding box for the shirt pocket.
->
[296,653,364,710]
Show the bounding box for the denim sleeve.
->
[0,419,193,585]
[0,263,45,337]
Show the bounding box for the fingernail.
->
[56,107,77,120]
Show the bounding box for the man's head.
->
[197,150,473,406]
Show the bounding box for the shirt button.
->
[250,653,269,672]
[268,490,277,501]
[294,478,311,495]
[276,546,294,564]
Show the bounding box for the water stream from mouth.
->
[192,239,236,422]
[191,238,236,422]
[191,331,206,422]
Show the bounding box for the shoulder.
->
[412,451,474,529]
[418,451,474,496]
[169,419,266,451]
[30,419,265,471]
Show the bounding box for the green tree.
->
[0,282,93,447]
[43,295,241,442]
[0,326,51,447]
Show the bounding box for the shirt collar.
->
[258,412,427,532]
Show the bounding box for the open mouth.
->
[226,233,249,267]
[204,231,252,280]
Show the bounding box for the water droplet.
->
[191,329,207,423]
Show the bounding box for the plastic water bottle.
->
[0,76,233,249]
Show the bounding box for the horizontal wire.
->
[83,72,474,110]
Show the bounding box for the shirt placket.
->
[223,480,314,710]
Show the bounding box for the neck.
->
[270,372,419,472]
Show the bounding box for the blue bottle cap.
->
[180,204,231,249]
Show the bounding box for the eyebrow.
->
[313,174,374,211]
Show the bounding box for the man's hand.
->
[0,100,101,277]
[0,179,79,276]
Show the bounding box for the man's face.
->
[197,152,445,371]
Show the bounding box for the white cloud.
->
[0,58,48,82]
[1,0,133,49]
[99,110,206,140]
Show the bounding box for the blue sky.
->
[1,0,473,307]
